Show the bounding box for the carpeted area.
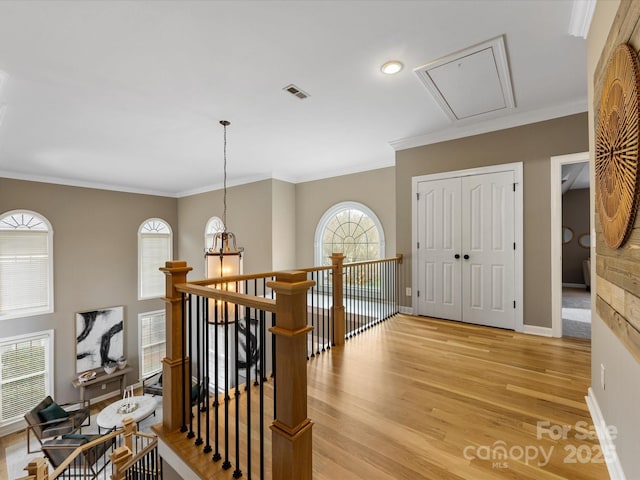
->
[4,395,162,479]
[562,287,591,339]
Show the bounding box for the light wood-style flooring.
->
[155,314,608,480]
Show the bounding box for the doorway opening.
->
[550,152,592,338]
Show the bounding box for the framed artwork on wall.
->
[76,306,124,373]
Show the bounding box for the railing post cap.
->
[274,270,308,283]
[159,260,192,273]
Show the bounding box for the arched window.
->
[138,218,172,299]
[205,216,225,251]
[314,202,385,266]
[0,210,54,319]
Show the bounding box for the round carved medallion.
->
[596,43,640,249]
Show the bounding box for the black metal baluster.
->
[213,298,221,462]
[181,293,188,432]
[310,271,315,357]
[195,296,202,445]
[204,297,212,454]
[222,301,231,471]
[233,302,242,479]
[187,294,194,437]
[253,279,259,386]
[246,305,252,479]
[259,310,266,480]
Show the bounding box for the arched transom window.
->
[0,210,54,319]
[138,218,172,299]
[315,202,385,266]
[205,216,225,251]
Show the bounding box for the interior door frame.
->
[411,162,524,332]
[550,151,590,337]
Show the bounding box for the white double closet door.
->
[416,170,516,330]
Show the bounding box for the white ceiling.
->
[0,1,588,197]
[562,162,590,193]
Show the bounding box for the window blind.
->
[140,234,170,299]
[140,311,166,377]
[0,231,50,315]
[0,332,51,425]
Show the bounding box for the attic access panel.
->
[414,36,515,121]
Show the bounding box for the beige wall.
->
[589,0,640,478]
[177,179,274,280]
[396,113,589,327]
[272,180,296,271]
[0,178,178,403]
[295,167,396,268]
[562,188,591,284]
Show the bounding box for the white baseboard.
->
[399,306,413,315]
[563,282,587,289]
[523,325,553,337]
[586,387,626,480]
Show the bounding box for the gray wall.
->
[272,180,296,271]
[0,178,178,403]
[562,188,590,285]
[395,114,589,327]
[177,179,274,280]
[295,167,396,268]
[589,0,640,478]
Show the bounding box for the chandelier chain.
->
[222,121,228,231]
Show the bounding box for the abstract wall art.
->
[76,306,124,373]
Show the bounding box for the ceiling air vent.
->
[283,84,310,100]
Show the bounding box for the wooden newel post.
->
[160,260,193,432]
[122,417,136,451]
[19,458,48,480]
[268,271,315,480]
[110,446,132,480]
[330,253,345,346]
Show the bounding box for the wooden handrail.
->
[45,424,155,479]
[48,428,121,478]
[296,265,334,273]
[174,282,277,313]
[343,256,402,268]
[190,271,278,285]
[116,436,159,473]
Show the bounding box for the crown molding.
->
[568,0,596,39]
[389,98,587,152]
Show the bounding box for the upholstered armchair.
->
[142,371,163,397]
[24,396,90,453]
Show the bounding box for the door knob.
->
[454,254,460,259]
[463,254,470,260]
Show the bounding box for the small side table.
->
[71,366,133,410]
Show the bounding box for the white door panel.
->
[417,170,516,330]
[417,178,462,321]
[461,171,515,329]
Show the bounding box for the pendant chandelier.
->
[206,120,244,280]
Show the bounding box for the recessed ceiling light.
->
[381,60,403,75]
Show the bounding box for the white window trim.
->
[138,309,165,379]
[138,218,173,300]
[0,210,54,321]
[0,329,54,431]
[314,201,386,266]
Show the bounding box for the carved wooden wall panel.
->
[595,0,640,363]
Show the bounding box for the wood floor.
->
[156,314,609,480]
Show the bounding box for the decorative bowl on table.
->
[117,402,139,414]
[116,356,127,369]
[78,371,96,383]
[103,362,117,375]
